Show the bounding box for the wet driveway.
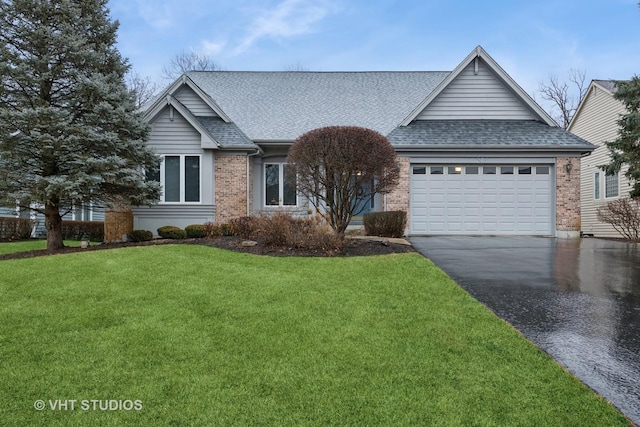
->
[411,236,640,425]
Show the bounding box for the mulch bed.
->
[0,236,415,261]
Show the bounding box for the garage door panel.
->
[410,164,553,235]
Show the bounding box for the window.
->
[448,166,462,175]
[483,166,496,175]
[594,172,601,199]
[265,163,297,206]
[466,166,479,175]
[74,202,92,221]
[605,172,619,198]
[430,166,444,175]
[412,166,426,175]
[536,166,550,175]
[501,166,514,175]
[157,155,201,203]
[518,166,532,175]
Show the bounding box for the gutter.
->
[246,148,263,216]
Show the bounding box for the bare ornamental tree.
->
[162,50,223,80]
[538,69,587,128]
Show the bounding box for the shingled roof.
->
[388,120,594,151]
[186,71,450,141]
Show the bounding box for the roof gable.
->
[400,46,556,126]
[568,80,621,132]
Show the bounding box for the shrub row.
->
[61,220,104,242]
[128,230,153,242]
[157,225,186,239]
[0,217,34,242]
[363,211,407,238]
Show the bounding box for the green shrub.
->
[128,229,153,242]
[61,220,104,242]
[363,211,407,238]
[229,217,255,238]
[0,217,34,241]
[185,224,206,238]
[157,226,186,239]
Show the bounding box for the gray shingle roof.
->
[593,80,618,93]
[195,116,256,149]
[388,120,595,150]
[186,71,450,141]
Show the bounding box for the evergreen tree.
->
[0,0,160,250]
[601,77,640,198]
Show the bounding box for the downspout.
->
[246,149,262,216]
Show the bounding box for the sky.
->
[108,0,640,112]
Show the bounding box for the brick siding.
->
[386,156,410,213]
[556,157,581,232]
[215,154,250,223]
[104,205,133,242]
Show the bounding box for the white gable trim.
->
[567,80,617,132]
[400,46,557,126]
[143,74,232,123]
[145,95,220,149]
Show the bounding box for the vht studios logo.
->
[34,399,143,411]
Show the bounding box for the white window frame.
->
[604,171,619,199]
[159,155,202,204]
[264,163,298,207]
[72,202,93,221]
[594,171,601,200]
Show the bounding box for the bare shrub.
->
[252,213,343,253]
[229,217,256,239]
[596,198,640,241]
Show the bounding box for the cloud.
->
[236,0,335,53]
[201,40,227,56]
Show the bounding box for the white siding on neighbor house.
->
[417,59,536,121]
[573,85,630,237]
[174,85,218,117]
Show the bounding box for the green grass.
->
[0,239,94,255]
[0,246,628,426]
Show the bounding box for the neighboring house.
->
[568,80,631,237]
[0,203,104,238]
[134,46,593,237]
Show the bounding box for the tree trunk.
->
[45,202,64,250]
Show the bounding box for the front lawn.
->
[0,246,628,426]
[0,239,93,256]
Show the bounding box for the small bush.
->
[363,211,407,238]
[229,217,255,238]
[203,222,222,238]
[220,223,233,236]
[0,217,34,241]
[157,225,187,239]
[185,224,206,238]
[128,229,153,242]
[597,198,640,241]
[61,220,104,241]
[252,213,343,253]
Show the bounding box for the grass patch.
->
[0,246,628,426]
[0,239,93,255]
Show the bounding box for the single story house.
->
[568,80,631,238]
[129,46,594,238]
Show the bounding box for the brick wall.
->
[215,154,249,223]
[556,157,581,236]
[104,205,133,242]
[386,156,410,213]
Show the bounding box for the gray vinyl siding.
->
[148,106,203,154]
[573,85,630,237]
[174,86,217,117]
[131,205,216,233]
[0,206,16,217]
[417,59,536,121]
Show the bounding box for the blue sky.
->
[109,0,640,105]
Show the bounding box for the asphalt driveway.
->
[411,236,640,425]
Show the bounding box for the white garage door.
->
[410,164,553,235]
